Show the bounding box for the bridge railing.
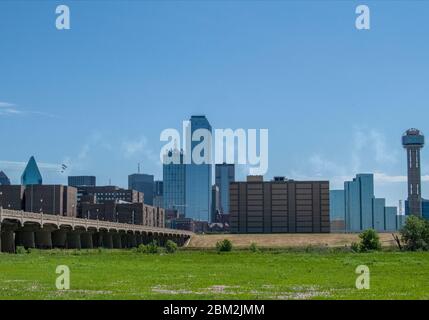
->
[0,207,193,236]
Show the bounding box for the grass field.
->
[188,233,397,249]
[0,249,428,300]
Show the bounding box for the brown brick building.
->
[230,176,330,233]
[0,185,25,210]
[24,185,77,217]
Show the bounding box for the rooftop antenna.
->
[138,162,140,174]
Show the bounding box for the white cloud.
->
[122,136,161,167]
[0,101,59,118]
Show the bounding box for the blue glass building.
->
[331,173,401,232]
[329,190,345,232]
[0,171,11,185]
[163,149,187,216]
[21,156,43,186]
[185,115,212,222]
[215,163,235,215]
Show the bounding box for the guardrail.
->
[0,207,193,236]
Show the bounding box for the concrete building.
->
[405,198,429,220]
[68,176,96,187]
[80,202,165,228]
[128,173,154,205]
[230,176,330,233]
[76,186,143,204]
[330,173,404,232]
[21,156,42,186]
[0,171,11,185]
[0,185,25,210]
[185,115,212,222]
[215,163,235,214]
[163,149,187,216]
[0,184,77,216]
[402,128,425,217]
[24,185,77,216]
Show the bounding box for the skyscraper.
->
[0,171,11,185]
[185,115,212,221]
[128,173,154,205]
[345,174,374,231]
[163,149,187,216]
[215,163,235,214]
[21,156,43,186]
[402,128,425,217]
[68,176,96,187]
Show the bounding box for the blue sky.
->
[1,0,429,206]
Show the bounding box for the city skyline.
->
[2,1,429,206]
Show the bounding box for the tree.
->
[400,216,429,251]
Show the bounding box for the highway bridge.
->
[0,208,193,253]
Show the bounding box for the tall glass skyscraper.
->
[21,156,43,186]
[185,115,212,221]
[163,149,187,216]
[215,163,235,214]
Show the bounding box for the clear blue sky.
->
[1,1,429,207]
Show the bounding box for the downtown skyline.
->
[1,1,429,206]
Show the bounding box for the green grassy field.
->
[0,249,428,300]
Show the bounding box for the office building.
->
[211,185,220,222]
[329,190,345,232]
[0,171,11,185]
[215,163,235,214]
[0,184,76,216]
[68,176,96,187]
[330,173,403,232]
[405,199,429,220]
[0,185,25,210]
[163,149,187,216]
[185,115,212,221]
[80,202,165,227]
[230,176,330,233]
[153,180,163,208]
[76,186,143,205]
[128,173,154,205]
[24,185,77,216]
[402,128,425,217]
[21,156,43,186]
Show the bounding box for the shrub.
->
[146,240,159,254]
[15,246,27,254]
[350,242,360,253]
[165,240,178,254]
[400,216,429,251]
[358,229,382,252]
[136,244,147,253]
[249,242,259,253]
[216,239,233,252]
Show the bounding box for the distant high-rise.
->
[0,171,11,185]
[163,149,187,216]
[211,185,220,222]
[185,115,212,221]
[402,128,425,217]
[21,156,42,186]
[68,176,96,187]
[153,180,163,208]
[215,163,235,214]
[128,173,154,205]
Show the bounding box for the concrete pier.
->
[126,234,137,248]
[101,232,113,249]
[80,232,93,249]
[66,231,81,249]
[35,229,53,249]
[1,227,15,253]
[15,229,36,249]
[52,230,67,248]
[112,233,122,249]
